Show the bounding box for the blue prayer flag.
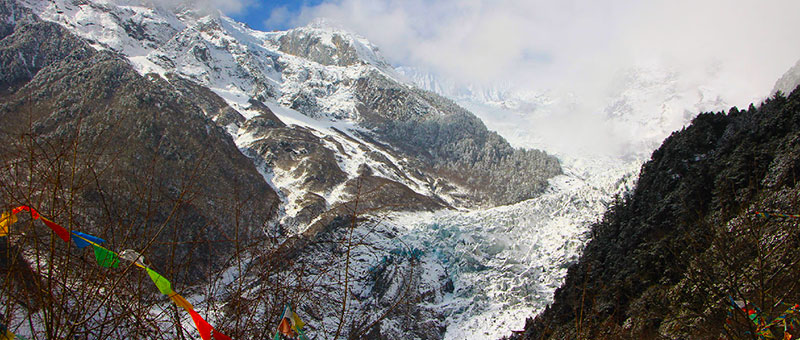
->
[71,231,105,249]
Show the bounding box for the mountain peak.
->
[276,18,389,68]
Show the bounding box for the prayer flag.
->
[188,309,213,340]
[276,304,306,338]
[146,268,174,296]
[0,211,17,236]
[278,317,294,337]
[71,231,105,249]
[169,293,194,311]
[92,245,119,268]
[41,218,70,242]
[12,206,39,219]
[119,249,146,267]
[213,330,232,340]
[291,310,306,330]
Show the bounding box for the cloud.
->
[209,0,252,14]
[264,6,291,28]
[285,0,800,157]
[294,0,800,94]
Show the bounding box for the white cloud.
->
[294,0,800,94]
[209,0,252,14]
[285,0,800,157]
[264,6,291,28]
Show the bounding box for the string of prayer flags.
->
[754,211,800,219]
[190,309,214,340]
[70,231,118,268]
[142,256,233,339]
[1,204,236,339]
[0,211,17,236]
[6,206,69,242]
[71,231,105,249]
[11,206,39,220]
[729,298,800,340]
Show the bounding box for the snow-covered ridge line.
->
[18,0,445,213]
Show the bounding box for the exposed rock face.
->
[355,71,562,206]
[515,86,800,339]
[156,73,250,129]
[278,28,365,67]
[0,1,279,284]
[246,126,348,193]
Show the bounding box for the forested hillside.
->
[516,85,800,339]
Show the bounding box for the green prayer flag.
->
[146,267,174,296]
[93,245,119,268]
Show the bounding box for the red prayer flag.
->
[189,309,213,340]
[41,217,70,242]
[13,206,40,219]
[213,330,232,340]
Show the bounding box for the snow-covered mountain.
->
[2,0,708,339]
[774,58,800,96]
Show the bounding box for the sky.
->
[223,0,800,157]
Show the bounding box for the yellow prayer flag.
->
[291,311,306,330]
[169,293,194,311]
[0,211,18,237]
